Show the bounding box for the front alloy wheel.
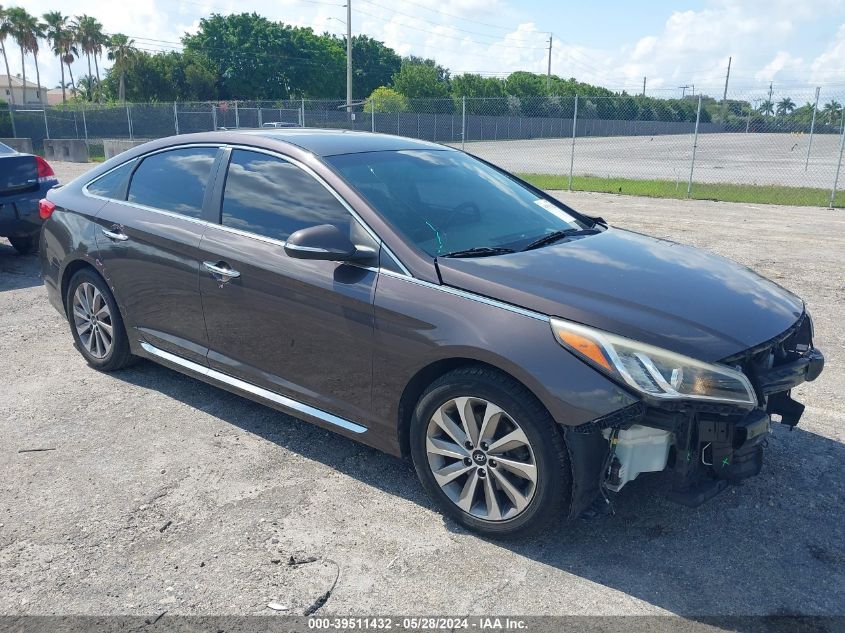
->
[411,367,571,538]
[426,397,537,521]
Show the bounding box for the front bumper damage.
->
[565,313,824,517]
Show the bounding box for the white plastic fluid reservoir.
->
[602,425,673,491]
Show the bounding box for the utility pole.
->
[720,56,732,122]
[722,56,732,102]
[768,81,773,113]
[642,76,646,96]
[679,84,690,98]
[546,35,552,90]
[346,0,352,117]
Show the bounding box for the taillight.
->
[35,156,55,182]
[39,199,56,220]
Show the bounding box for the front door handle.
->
[203,261,241,280]
[101,227,129,242]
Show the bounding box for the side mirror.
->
[285,224,365,262]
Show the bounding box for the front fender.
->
[372,272,639,441]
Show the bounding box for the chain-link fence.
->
[6,90,845,207]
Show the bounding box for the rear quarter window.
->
[85,159,137,200]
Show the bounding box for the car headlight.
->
[550,318,757,408]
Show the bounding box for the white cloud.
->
[5,0,845,102]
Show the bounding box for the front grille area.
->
[721,312,813,403]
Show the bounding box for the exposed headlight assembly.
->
[550,318,757,408]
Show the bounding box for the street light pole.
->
[346,1,352,117]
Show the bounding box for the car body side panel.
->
[39,187,109,315]
[92,200,211,366]
[371,272,640,453]
[197,226,379,429]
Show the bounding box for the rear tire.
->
[65,268,135,371]
[410,366,571,539]
[9,235,35,255]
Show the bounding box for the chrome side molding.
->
[139,341,368,434]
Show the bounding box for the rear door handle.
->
[203,261,241,279]
[101,227,129,242]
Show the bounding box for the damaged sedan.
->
[39,130,824,537]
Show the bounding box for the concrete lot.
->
[460,132,844,188]
[1,163,843,617]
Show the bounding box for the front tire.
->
[9,235,35,255]
[410,367,571,538]
[66,268,135,371]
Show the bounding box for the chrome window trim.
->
[82,142,222,204]
[81,141,414,277]
[378,268,549,322]
[140,341,368,434]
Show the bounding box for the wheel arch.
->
[60,259,102,315]
[396,357,554,458]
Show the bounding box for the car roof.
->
[237,128,451,157]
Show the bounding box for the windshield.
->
[326,149,591,257]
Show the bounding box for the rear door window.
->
[128,147,218,217]
[221,149,351,241]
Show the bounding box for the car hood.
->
[435,227,804,362]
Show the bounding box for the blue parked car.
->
[0,141,58,254]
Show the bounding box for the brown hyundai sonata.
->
[39,130,824,537]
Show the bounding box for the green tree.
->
[74,15,105,101]
[504,71,546,99]
[348,35,400,98]
[76,73,95,101]
[183,13,345,99]
[392,61,449,99]
[101,50,217,102]
[822,100,842,125]
[107,33,137,103]
[759,99,774,116]
[776,96,795,116]
[364,86,406,112]
[450,73,506,114]
[43,11,72,103]
[7,7,44,104]
[0,5,14,106]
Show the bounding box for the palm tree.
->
[74,15,94,101]
[822,100,842,126]
[75,15,105,102]
[107,33,137,103]
[776,96,796,116]
[6,7,45,105]
[63,47,78,96]
[0,5,15,106]
[43,11,70,103]
[758,99,775,117]
[76,74,95,101]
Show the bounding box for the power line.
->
[353,6,548,50]
[394,0,521,33]
[357,0,546,43]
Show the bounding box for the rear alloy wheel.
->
[8,235,35,255]
[66,269,135,371]
[410,367,571,538]
[73,282,114,360]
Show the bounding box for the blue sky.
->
[10,0,845,101]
